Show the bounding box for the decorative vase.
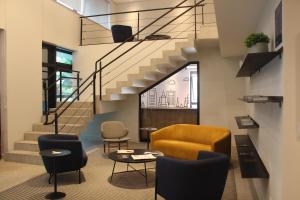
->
[248,42,269,53]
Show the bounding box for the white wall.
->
[0,30,6,155]
[243,0,283,199]
[282,0,300,199]
[0,0,81,152]
[43,0,81,49]
[0,0,6,29]
[4,0,43,151]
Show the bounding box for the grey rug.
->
[0,148,237,200]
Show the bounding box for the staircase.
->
[102,36,198,101]
[4,102,93,165]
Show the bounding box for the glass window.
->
[56,72,76,101]
[56,50,73,65]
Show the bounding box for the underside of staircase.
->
[102,36,199,101]
[4,102,93,165]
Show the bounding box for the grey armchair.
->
[100,121,130,153]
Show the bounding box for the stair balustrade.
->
[44,0,209,135]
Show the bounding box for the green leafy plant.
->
[244,32,270,48]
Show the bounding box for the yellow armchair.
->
[150,124,231,160]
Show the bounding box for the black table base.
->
[110,161,148,185]
[45,191,66,199]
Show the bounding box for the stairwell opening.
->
[139,61,199,142]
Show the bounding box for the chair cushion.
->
[153,140,212,160]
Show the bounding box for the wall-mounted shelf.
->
[236,47,283,77]
[239,96,283,107]
[235,116,259,129]
[235,135,269,178]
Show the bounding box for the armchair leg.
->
[118,142,121,150]
[155,177,158,200]
[78,169,81,184]
[103,143,106,153]
[48,173,54,184]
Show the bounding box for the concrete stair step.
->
[41,115,91,125]
[4,150,43,165]
[101,93,128,101]
[14,140,39,152]
[139,66,168,76]
[24,131,76,141]
[49,108,93,117]
[32,123,83,134]
[106,86,138,95]
[151,58,176,70]
[127,73,158,82]
[56,101,93,109]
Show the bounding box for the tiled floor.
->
[0,159,44,192]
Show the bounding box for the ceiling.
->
[214,0,268,57]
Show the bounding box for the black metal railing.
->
[42,65,81,116]
[80,1,215,45]
[44,0,207,135]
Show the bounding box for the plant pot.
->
[248,42,269,53]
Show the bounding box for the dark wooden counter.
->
[140,108,198,141]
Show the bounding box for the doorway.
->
[139,62,200,141]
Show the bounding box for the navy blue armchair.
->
[155,151,230,200]
[38,134,88,184]
[111,25,134,43]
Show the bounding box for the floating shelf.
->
[235,135,269,178]
[236,47,283,77]
[235,116,259,129]
[239,96,283,107]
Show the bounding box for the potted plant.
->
[244,32,270,53]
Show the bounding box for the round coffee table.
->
[108,149,163,185]
[40,149,71,199]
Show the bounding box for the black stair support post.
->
[59,71,62,102]
[93,72,96,115]
[99,61,102,101]
[137,11,140,40]
[54,112,58,135]
[77,72,80,100]
[194,0,197,39]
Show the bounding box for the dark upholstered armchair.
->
[111,25,134,43]
[38,134,88,184]
[155,151,230,200]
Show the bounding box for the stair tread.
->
[33,123,83,127]
[7,150,40,156]
[25,131,76,134]
[16,140,38,145]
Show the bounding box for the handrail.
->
[80,4,205,18]
[45,0,205,133]
[42,63,80,73]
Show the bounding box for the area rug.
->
[0,147,237,200]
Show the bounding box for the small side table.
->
[40,149,71,199]
[140,127,158,149]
